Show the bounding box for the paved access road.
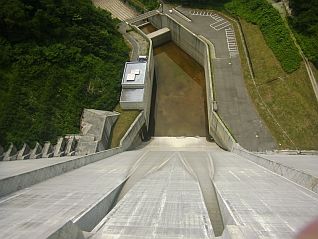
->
[163,7,277,151]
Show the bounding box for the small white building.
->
[120,57,147,110]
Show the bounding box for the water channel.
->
[140,23,208,137]
[137,23,224,236]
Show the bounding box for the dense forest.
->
[166,0,302,73]
[288,0,318,67]
[0,0,129,148]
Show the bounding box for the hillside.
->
[0,0,129,148]
[288,0,318,67]
[165,0,318,149]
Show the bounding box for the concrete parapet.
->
[65,136,77,156]
[47,221,85,239]
[74,181,125,232]
[3,143,17,161]
[80,109,119,152]
[0,112,144,197]
[30,142,43,159]
[131,26,154,129]
[234,145,318,193]
[42,141,54,158]
[147,27,171,47]
[76,139,98,156]
[53,137,67,157]
[16,143,31,160]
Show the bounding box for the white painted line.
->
[215,24,231,31]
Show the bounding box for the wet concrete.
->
[139,23,157,34]
[153,42,208,137]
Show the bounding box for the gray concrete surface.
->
[0,150,142,238]
[212,148,318,238]
[181,151,224,236]
[1,137,318,238]
[156,8,276,151]
[0,156,78,181]
[234,146,318,193]
[92,153,214,239]
[259,153,318,177]
[147,27,171,47]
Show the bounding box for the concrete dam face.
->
[0,10,318,239]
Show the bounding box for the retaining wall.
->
[233,145,318,193]
[147,27,171,47]
[131,26,155,129]
[0,112,145,197]
[149,14,236,151]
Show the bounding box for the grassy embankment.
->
[237,20,318,149]
[110,105,140,148]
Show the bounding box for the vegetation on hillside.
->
[125,0,160,13]
[288,0,318,67]
[0,0,129,148]
[238,20,318,149]
[166,0,301,73]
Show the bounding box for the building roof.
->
[121,61,147,89]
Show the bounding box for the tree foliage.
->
[288,0,318,67]
[125,0,160,13]
[0,0,129,148]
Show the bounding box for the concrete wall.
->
[131,26,155,129]
[0,112,145,198]
[149,14,236,151]
[233,145,318,193]
[147,27,171,47]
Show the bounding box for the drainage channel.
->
[139,22,224,236]
[181,151,225,236]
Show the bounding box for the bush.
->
[225,0,301,73]
[125,0,160,12]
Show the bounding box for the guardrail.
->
[233,144,318,193]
